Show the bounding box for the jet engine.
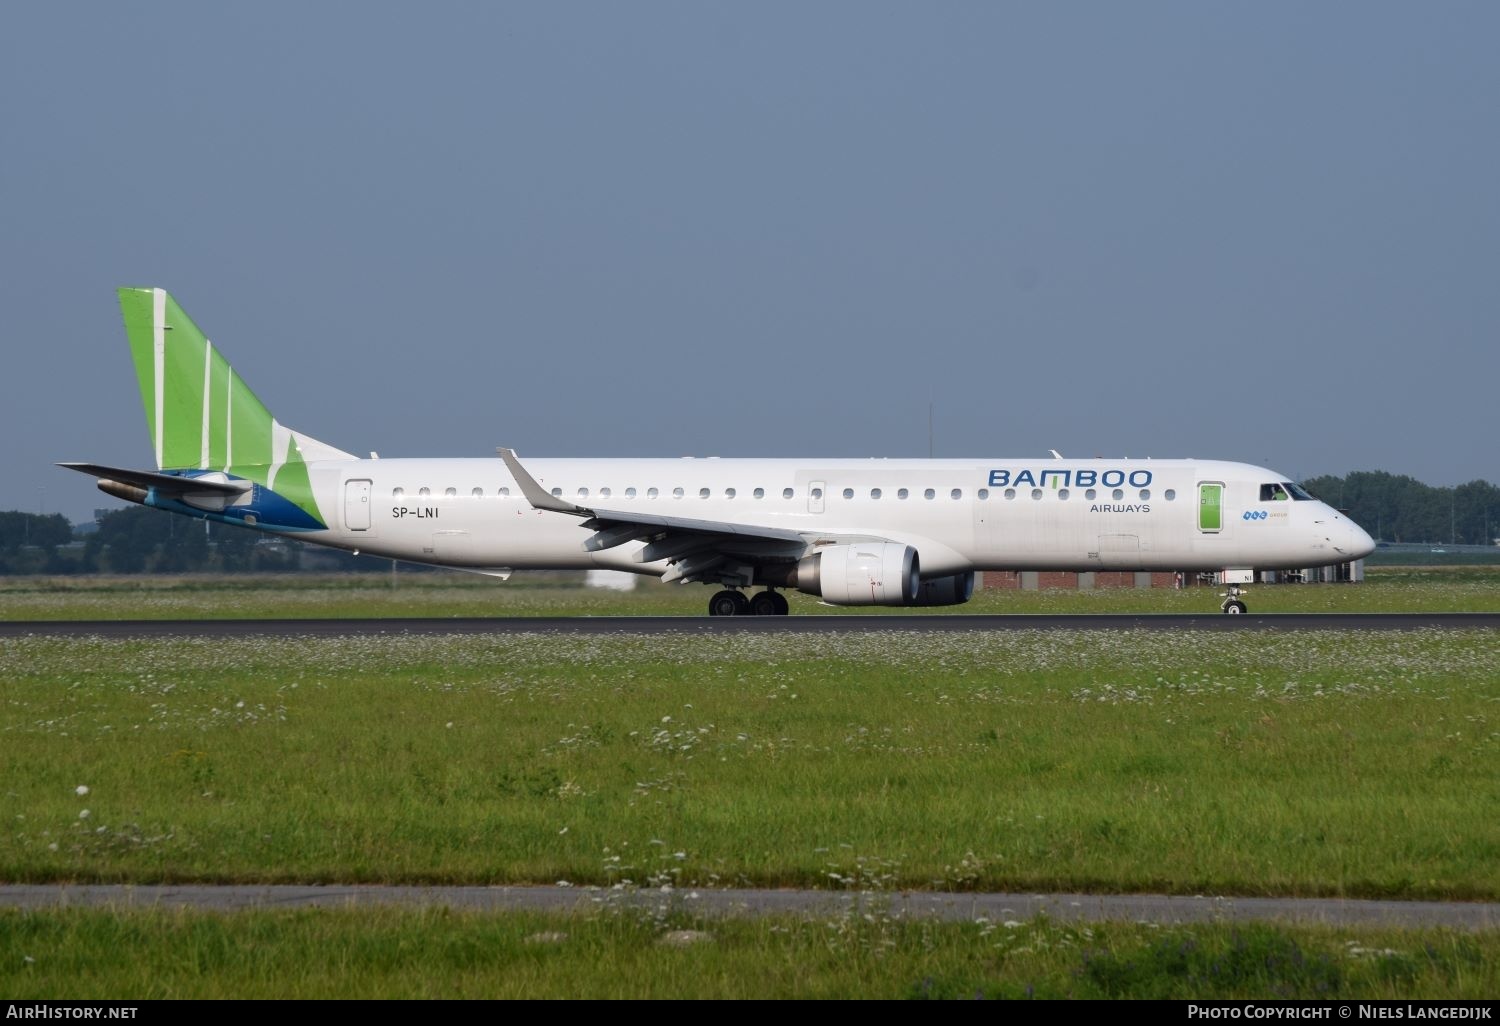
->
[791,543,919,606]
[910,571,975,606]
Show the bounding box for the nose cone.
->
[1346,521,1377,560]
[1318,504,1376,560]
[1330,517,1376,560]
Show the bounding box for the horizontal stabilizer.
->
[57,463,252,497]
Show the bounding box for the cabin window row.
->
[391,486,797,500]
[387,486,1177,503]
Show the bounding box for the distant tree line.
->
[0,507,386,575]
[1301,472,1500,546]
[2,470,1496,574]
[0,512,74,573]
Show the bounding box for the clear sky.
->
[3,2,1496,522]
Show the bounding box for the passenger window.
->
[782,488,794,499]
[673,487,684,498]
[419,487,431,497]
[1004,488,1016,500]
[1139,489,1150,500]
[977,489,988,500]
[699,488,710,499]
[625,487,637,498]
[550,487,561,498]
[1058,488,1069,500]
[842,488,854,499]
[647,487,659,498]
[499,487,510,497]
[1164,489,1176,501]
[950,488,962,500]
[1112,489,1124,501]
[1085,488,1096,500]
[393,487,405,498]
[923,488,935,500]
[444,487,457,497]
[754,488,764,499]
[471,487,483,497]
[577,487,589,498]
[871,488,882,500]
[897,488,909,499]
[811,487,823,499]
[1031,488,1043,500]
[600,487,611,498]
[725,488,736,499]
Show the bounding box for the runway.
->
[2,612,1497,638]
[2,884,1495,930]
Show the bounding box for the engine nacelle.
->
[794,543,919,606]
[910,571,975,607]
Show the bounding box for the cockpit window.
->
[1260,483,1291,502]
[1283,481,1315,500]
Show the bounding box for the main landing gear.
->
[708,589,789,616]
[1220,584,1248,615]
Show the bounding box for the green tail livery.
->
[61,287,355,533]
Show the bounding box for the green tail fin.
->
[116,287,352,523]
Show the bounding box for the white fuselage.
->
[300,456,1373,576]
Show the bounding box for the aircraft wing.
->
[499,448,866,583]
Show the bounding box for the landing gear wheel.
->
[1220,583,1248,615]
[708,590,749,617]
[749,591,790,616]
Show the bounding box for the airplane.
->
[61,287,1377,616]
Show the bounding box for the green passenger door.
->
[1198,482,1223,533]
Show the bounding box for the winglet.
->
[497,448,589,516]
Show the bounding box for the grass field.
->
[5,907,1497,999]
[3,628,1496,899]
[0,564,1497,619]
[3,570,1496,999]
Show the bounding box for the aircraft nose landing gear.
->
[1220,584,1248,615]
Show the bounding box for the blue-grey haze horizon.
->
[2,3,1495,523]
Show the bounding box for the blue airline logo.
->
[987,468,1153,489]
